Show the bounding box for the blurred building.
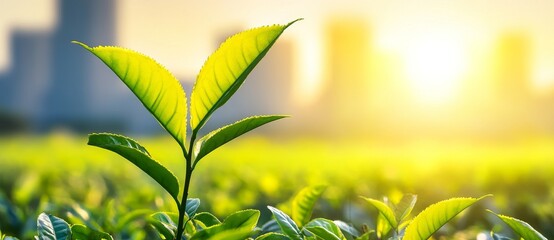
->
[39,0,120,131]
[0,31,50,120]
[492,33,532,103]
[0,0,166,134]
[318,18,373,135]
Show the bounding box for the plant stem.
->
[175,132,198,240]
[176,164,192,239]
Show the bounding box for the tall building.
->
[39,0,119,131]
[319,18,373,135]
[0,0,172,134]
[0,31,51,121]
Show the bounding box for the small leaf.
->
[256,232,291,240]
[186,198,201,218]
[403,195,490,240]
[488,210,547,240]
[304,218,346,240]
[376,213,392,238]
[220,209,260,230]
[391,194,417,223]
[88,133,180,201]
[194,115,287,162]
[148,212,178,240]
[267,206,302,240]
[37,213,70,240]
[194,212,221,228]
[206,227,254,240]
[191,209,260,239]
[74,41,188,146]
[260,219,282,234]
[333,220,360,238]
[70,225,113,240]
[491,233,512,240]
[190,19,301,131]
[360,197,398,229]
[291,185,327,227]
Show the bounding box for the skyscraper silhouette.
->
[320,18,373,135]
[40,0,117,131]
[0,31,50,121]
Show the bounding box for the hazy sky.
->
[2,0,554,97]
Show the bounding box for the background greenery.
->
[1,133,553,238]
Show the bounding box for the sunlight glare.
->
[405,34,468,105]
[294,32,323,106]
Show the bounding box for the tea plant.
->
[263,189,547,240]
[5,184,548,239]
[360,194,491,239]
[72,19,300,239]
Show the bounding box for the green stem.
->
[175,164,192,239]
[175,132,198,240]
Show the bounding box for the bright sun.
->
[404,34,468,105]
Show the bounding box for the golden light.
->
[404,34,468,105]
[294,31,324,106]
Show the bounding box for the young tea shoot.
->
[75,19,301,239]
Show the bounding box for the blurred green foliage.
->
[1,133,553,238]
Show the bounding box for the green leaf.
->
[256,232,291,240]
[37,213,70,240]
[376,213,392,238]
[391,194,417,223]
[88,133,180,201]
[491,233,512,240]
[261,219,282,233]
[186,198,201,218]
[403,195,490,240]
[191,209,260,239]
[205,227,254,240]
[291,185,327,227]
[193,212,221,228]
[488,210,547,240]
[267,206,302,240]
[73,41,187,146]
[304,218,347,240]
[194,115,287,162]
[333,220,360,238]
[70,225,113,240]
[148,212,178,240]
[220,209,260,230]
[190,19,301,131]
[360,197,397,229]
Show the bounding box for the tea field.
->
[1,132,553,238]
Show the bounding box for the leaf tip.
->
[287,18,304,27]
[478,194,494,201]
[72,40,91,50]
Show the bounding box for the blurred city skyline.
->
[1,0,554,139]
